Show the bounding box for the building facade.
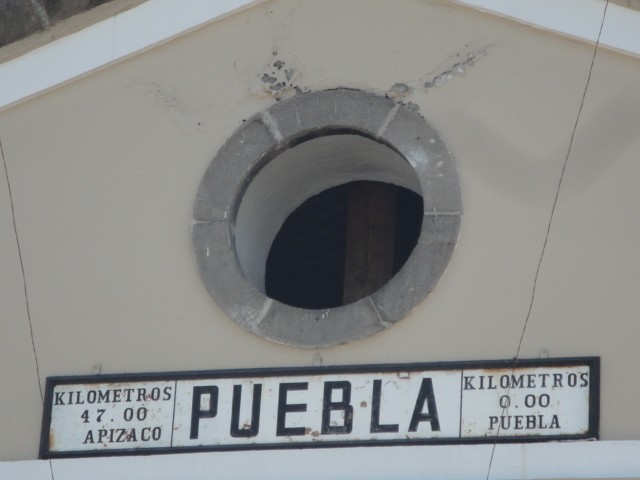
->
[1,0,640,478]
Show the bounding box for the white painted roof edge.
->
[451,0,640,59]
[0,0,265,112]
[1,0,639,113]
[1,440,640,479]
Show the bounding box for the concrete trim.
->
[0,0,264,112]
[451,0,640,59]
[2,440,640,478]
[192,89,462,348]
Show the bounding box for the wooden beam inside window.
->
[343,182,396,305]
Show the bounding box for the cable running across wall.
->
[485,2,609,478]
[0,138,44,402]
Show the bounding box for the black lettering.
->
[539,394,550,408]
[230,384,262,438]
[190,386,219,439]
[538,414,547,428]
[54,392,65,406]
[500,375,509,389]
[539,373,549,388]
[141,427,161,442]
[580,372,589,388]
[137,407,147,421]
[124,388,135,402]
[510,375,524,388]
[526,415,536,429]
[321,381,353,435]
[479,375,498,390]
[113,390,122,402]
[514,416,523,429]
[87,390,97,404]
[568,373,577,387]
[501,416,511,430]
[488,416,498,430]
[127,428,137,442]
[98,390,110,403]
[117,429,128,442]
[163,386,173,401]
[75,391,84,405]
[151,388,161,401]
[463,376,475,390]
[370,379,399,433]
[527,374,536,388]
[276,382,308,436]
[408,378,440,432]
[492,414,560,431]
[98,429,108,443]
[553,373,563,387]
[83,430,94,444]
[137,388,147,402]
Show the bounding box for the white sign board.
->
[40,358,599,458]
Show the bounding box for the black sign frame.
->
[40,357,600,459]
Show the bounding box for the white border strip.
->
[451,0,640,59]
[0,0,263,112]
[1,441,640,479]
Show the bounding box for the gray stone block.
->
[192,221,268,332]
[193,117,276,222]
[257,298,384,348]
[372,214,461,323]
[381,104,462,214]
[268,89,397,143]
[193,220,387,347]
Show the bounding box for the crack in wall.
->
[424,49,487,89]
[382,45,491,116]
[128,81,211,132]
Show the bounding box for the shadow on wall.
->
[0,0,114,48]
[452,86,640,207]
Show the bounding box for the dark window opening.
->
[265,181,423,309]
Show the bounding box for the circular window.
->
[192,89,462,347]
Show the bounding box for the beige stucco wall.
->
[1,0,639,461]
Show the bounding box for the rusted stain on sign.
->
[39,358,599,458]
